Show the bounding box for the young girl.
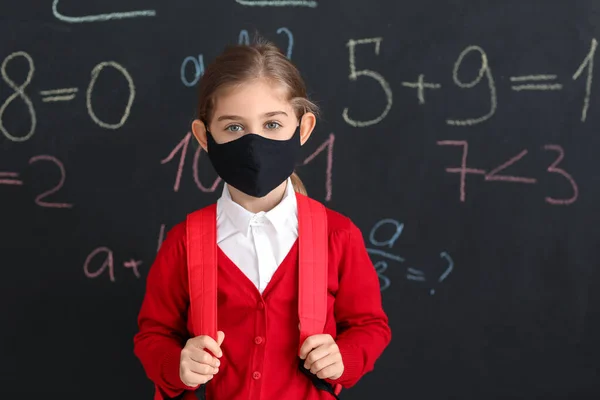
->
[134,38,391,400]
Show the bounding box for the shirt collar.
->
[217,177,297,238]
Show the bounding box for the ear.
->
[299,112,316,146]
[191,119,208,152]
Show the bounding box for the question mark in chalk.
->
[430,251,454,295]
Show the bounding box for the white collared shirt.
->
[216,178,298,293]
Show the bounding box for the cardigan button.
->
[252,371,261,380]
[254,336,263,345]
[257,301,265,310]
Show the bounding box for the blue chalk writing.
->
[366,248,405,263]
[374,261,391,291]
[367,218,455,294]
[239,30,250,45]
[276,27,294,59]
[429,252,454,295]
[180,55,205,87]
[369,218,404,248]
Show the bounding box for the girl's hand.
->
[299,334,344,380]
[179,331,225,387]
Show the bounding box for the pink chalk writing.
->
[157,223,166,253]
[28,155,73,208]
[0,155,72,207]
[0,171,23,185]
[124,259,143,278]
[83,247,145,282]
[84,247,115,282]
[300,133,335,201]
[436,140,485,202]
[437,141,579,205]
[161,132,222,193]
[544,145,578,205]
[484,149,537,184]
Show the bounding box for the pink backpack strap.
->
[295,193,328,349]
[186,204,218,341]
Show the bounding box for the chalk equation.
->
[181,28,294,87]
[343,37,597,127]
[0,155,72,208]
[0,51,135,142]
[52,0,156,23]
[437,141,578,205]
[161,132,334,201]
[366,219,454,295]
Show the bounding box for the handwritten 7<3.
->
[437,141,578,205]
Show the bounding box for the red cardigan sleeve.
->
[326,221,392,388]
[133,223,191,398]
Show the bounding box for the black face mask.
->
[206,127,301,198]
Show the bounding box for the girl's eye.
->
[226,124,243,132]
[265,121,281,130]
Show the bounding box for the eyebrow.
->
[216,111,288,122]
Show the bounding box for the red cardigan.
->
[133,206,391,399]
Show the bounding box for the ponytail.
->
[290,171,307,195]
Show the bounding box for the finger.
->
[309,353,339,375]
[299,334,329,360]
[315,363,343,380]
[195,335,223,358]
[189,348,220,367]
[188,360,219,376]
[182,371,214,387]
[304,346,330,370]
[217,331,225,346]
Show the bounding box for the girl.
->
[134,37,391,399]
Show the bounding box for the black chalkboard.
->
[2,1,599,399]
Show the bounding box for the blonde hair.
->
[197,35,319,195]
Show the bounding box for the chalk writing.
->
[401,74,441,104]
[181,28,293,87]
[161,132,222,193]
[84,248,143,282]
[0,51,136,141]
[276,28,294,59]
[446,45,497,126]
[52,0,156,23]
[86,61,136,129]
[28,155,73,208]
[84,225,165,282]
[429,252,453,295]
[0,155,72,208]
[437,141,578,205]
[0,171,22,185]
[161,132,335,200]
[299,133,335,201]
[355,38,597,125]
[343,38,393,127]
[40,88,78,103]
[0,51,36,142]
[235,0,317,7]
[573,38,597,122]
[510,75,562,91]
[367,218,455,295]
[181,55,205,88]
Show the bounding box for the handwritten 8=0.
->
[0,51,135,142]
